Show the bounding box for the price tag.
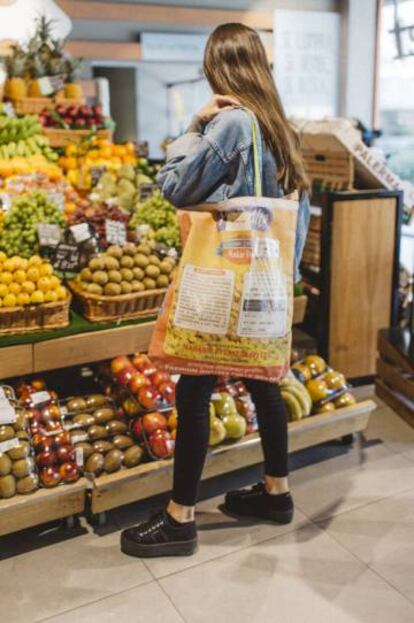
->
[137,141,149,158]
[71,433,88,444]
[70,223,92,243]
[2,102,15,118]
[135,224,151,241]
[211,393,222,400]
[0,403,16,424]
[47,191,65,211]
[90,166,107,187]
[75,447,84,467]
[53,243,80,272]
[0,193,13,212]
[38,74,65,96]
[105,219,127,245]
[31,391,51,406]
[139,183,157,200]
[37,223,62,247]
[0,438,20,454]
[167,247,178,260]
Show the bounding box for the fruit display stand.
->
[90,400,375,518]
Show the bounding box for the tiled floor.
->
[2,387,414,623]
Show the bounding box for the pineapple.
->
[64,57,84,101]
[27,56,46,97]
[4,44,27,99]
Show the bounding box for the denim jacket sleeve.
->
[156,108,252,207]
[294,191,310,283]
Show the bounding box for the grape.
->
[130,190,180,250]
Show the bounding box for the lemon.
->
[0,272,13,285]
[39,263,54,277]
[49,275,60,289]
[28,255,43,267]
[0,284,8,298]
[10,256,23,269]
[0,251,6,262]
[44,290,58,303]
[27,267,40,282]
[31,290,44,304]
[3,293,17,307]
[21,280,35,294]
[56,286,67,301]
[14,269,26,284]
[19,258,29,271]
[37,277,51,292]
[8,282,21,295]
[17,292,30,306]
[3,259,16,272]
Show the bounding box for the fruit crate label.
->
[0,193,13,212]
[105,219,127,246]
[53,243,80,272]
[71,433,88,444]
[37,223,62,248]
[47,191,65,211]
[75,447,84,467]
[70,223,92,243]
[0,403,16,424]
[38,74,65,96]
[139,183,157,200]
[0,438,20,454]
[90,166,107,187]
[2,102,15,118]
[30,391,51,406]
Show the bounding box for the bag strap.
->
[247,110,263,198]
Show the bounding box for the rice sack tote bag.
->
[149,113,299,382]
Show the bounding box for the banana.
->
[286,384,311,417]
[281,390,303,421]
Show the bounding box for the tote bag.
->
[149,113,299,382]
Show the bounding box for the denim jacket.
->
[157,107,310,282]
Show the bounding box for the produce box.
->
[43,128,113,148]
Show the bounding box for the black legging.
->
[173,374,289,506]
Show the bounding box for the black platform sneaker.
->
[223,482,294,524]
[121,510,198,558]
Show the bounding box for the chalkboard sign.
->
[139,183,157,200]
[53,242,80,272]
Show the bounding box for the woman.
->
[121,23,310,558]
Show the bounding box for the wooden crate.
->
[293,295,308,324]
[43,128,113,148]
[0,295,71,336]
[302,147,354,192]
[90,400,375,514]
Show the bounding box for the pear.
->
[209,417,226,446]
[212,392,238,418]
[222,413,247,440]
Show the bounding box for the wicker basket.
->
[0,293,71,336]
[11,97,54,115]
[69,281,166,323]
[43,128,113,148]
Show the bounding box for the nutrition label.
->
[174,264,235,335]
[237,269,287,338]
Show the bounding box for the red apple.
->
[43,421,62,434]
[31,378,46,391]
[37,450,57,468]
[117,366,135,387]
[40,466,61,488]
[38,438,55,454]
[111,356,131,375]
[79,105,90,117]
[142,412,168,435]
[76,118,86,128]
[41,404,61,422]
[32,433,47,450]
[54,431,72,447]
[25,408,41,422]
[92,104,102,116]
[158,381,176,403]
[122,397,140,417]
[150,371,171,387]
[131,418,143,441]
[138,386,161,410]
[132,353,152,371]
[59,462,79,483]
[56,445,75,464]
[129,372,149,393]
[149,430,174,459]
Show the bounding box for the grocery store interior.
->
[0,0,414,621]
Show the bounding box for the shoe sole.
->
[220,504,294,525]
[121,535,198,558]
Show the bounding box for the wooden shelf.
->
[0,478,88,537]
[90,399,375,514]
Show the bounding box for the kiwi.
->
[67,397,87,412]
[145,264,161,278]
[107,245,123,259]
[143,277,156,290]
[0,454,12,476]
[86,394,107,408]
[89,257,106,272]
[0,474,16,498]
[123,243,137,257]
[157,275,169,288]
[104,449,124,473]
[123,445,144,468]
[16,430,29,441]
[8,441,29,460]
[75,441,94,460]
[104,282,121,296]
[104,256,120,271]
[132,266,144,280]
[120,255,134,269]
[120,281,133,295]
[148,254,161,266]
[137,243,151,256]
[134,253,149,269]
[131,280,145,293]
[80,267,93,282]
[120,268,134,282]
[88,283,103,295]
[85,452,105,476]
[16,473,38,495]
[106,420,128,435]
[93,440,114,454]
[108,270,122,284]
[93,270,109,286]
[12,458,34,479]
[159,260,173,275]
[112,435,134,450]
[93,407,115,425]
[87,425,108,440]
[0,425,15,442]
[14,411,27,432]
[73,413,96,428]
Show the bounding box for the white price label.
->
[105,219,127,246]
[0,404,16,424]
[37,223,62,247]
[75,447,84,467]
[0,438,20,454]
[3,102,15,118]
[47,192,65,212]
[31,391,51,406]
[70,223,91,243]
[71,433,88,444]
[0,193,12,212]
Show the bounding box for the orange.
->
[27,267,40,282]
[30,290,44,304]
[37,277,51,292]
[0,284,8,297]
[44,290,58,303]
[39,263,53,277]
[0,272,13,285]
[55,286,67,301]
[28,255,43,267]
[8,282,21,295]
[49,275,60,289]
[3,293,16,307]
[16,292,30,306]
[3,258,17,272]
[14,269,26,284]
[22,280,35,294]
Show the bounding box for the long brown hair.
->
[204,23,309,194]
